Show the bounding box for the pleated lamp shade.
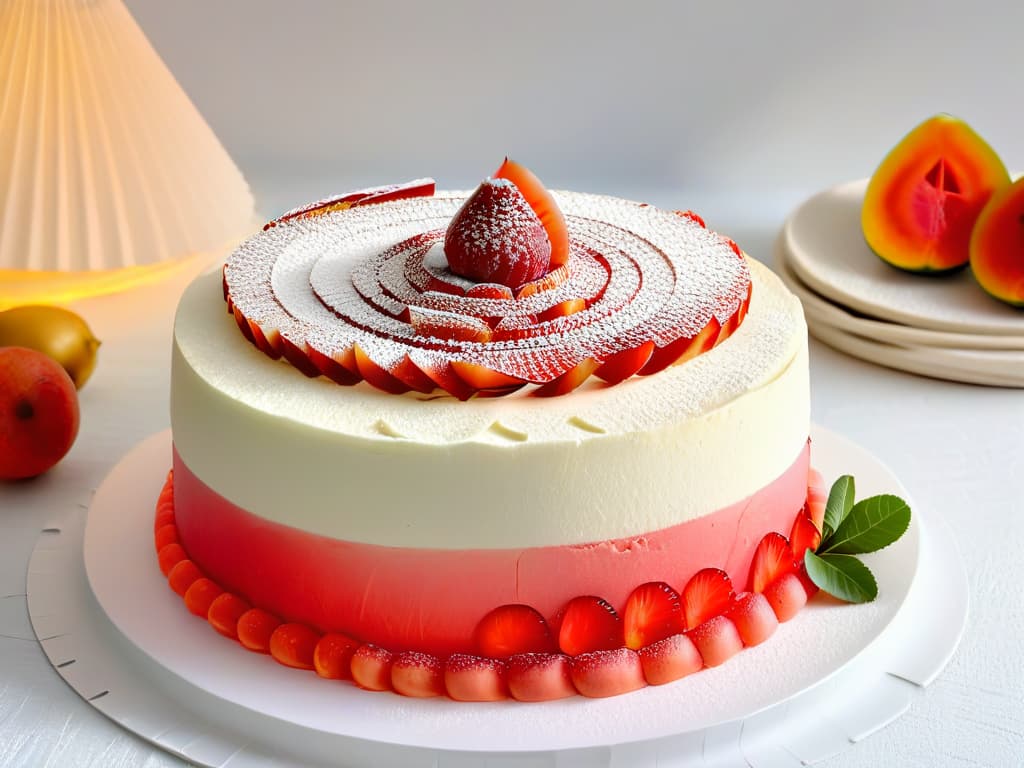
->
[0,0,256,307]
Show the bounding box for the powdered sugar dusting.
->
[224,191,753,396]
[444,178,550,287]
[392,650,442,669]
[445,653,504,674]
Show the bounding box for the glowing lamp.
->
[0,0,256,309]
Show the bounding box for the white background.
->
[2,1,1023,766]
[128,0,1024,225]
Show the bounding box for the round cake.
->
[158,164,818,700]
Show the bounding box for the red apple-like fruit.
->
[0,346,80,480]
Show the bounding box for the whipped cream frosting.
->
[172,253,808,549]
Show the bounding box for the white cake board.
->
[781,179,1024,337]
[27,426,968,767]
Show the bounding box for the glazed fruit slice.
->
[763,572,810,622]
[623,581,683,650]
[749,532,796,594]
[594,341,655,384]
[675,210,706,228]
[556,596,623,656]
[806,469,827,531]
[351,644,394,691]
[407,306,494,344]
[157,542,186,576]
[536,298,586,322]
[532,358,600,397]
[862,114,1010,273]
[790,512,822,561]
[206,593,249,640]
[270,624,319,670]
[237,608,282,653]
[184,578,223,618]
[448,360,524,391]
[266,178,436,229]
[474,604,555,659]
[969,176,1024,306]
[168,559,203,596]
[726,591,779,647]
[637,317,722,376]
[154,509,174,535]
[444,178,552,287]
[637,633,703,685]
[681,568,735,630]
[154,523,178,551]
[514,264,570,299]
[444,654,508,701]
[688,615,743,667]
[352,345,412,394]
[448,360,524,392]
[313,633,359,680]
[570,647,646,698]
[506,652,576,701]
[465,283,514,300]
[493,158,570,269]
[391,651,446,698]
[795,565,820,600]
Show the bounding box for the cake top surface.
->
[177,254,803,446]
[222,184,753,400]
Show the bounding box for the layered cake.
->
[155,161,825,701]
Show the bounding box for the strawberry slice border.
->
[154,468,821,702]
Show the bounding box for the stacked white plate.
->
[776,179,1024,387]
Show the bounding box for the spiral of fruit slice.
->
[224,185,752,399]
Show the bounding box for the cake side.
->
[171,258,808,549]
[171,441,809,656]
[155,464,825,698]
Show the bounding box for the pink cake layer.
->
[172,441,810,657]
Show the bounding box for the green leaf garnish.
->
[820,494,911,555]
[822,474,855,540]
[803,474,911,604]
[804,550,878,603]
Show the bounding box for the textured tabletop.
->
[7,0,1024,761]
[1,181,1022,767]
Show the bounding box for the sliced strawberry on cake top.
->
[493,157,570,269]
[444,178,552,288]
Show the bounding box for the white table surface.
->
[2,177,1022,768]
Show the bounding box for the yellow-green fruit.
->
[0,305,101,389]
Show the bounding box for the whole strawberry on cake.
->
[156,159,904,701]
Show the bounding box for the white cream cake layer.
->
[171,257,809,549]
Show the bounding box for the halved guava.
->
[862,114,1009,273]
[970,176,1024,307]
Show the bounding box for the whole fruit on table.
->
[0,346,80,480]
[0,305,101,389]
